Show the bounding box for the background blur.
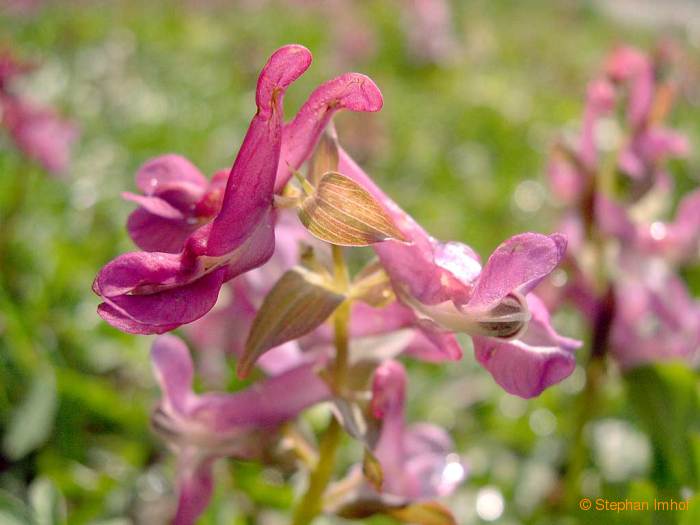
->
[1,1,699,524]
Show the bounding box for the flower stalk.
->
[291,244,350,525]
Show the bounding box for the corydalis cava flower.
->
[150,334,331,525]
[336,149,580,398]
[545,44,700,369]
[93,45,383,334]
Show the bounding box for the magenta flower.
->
[0,50,78,175]
[151,334,331,525]
[123,155,228,253]
[95,45,384,334]
[369,360,466,500]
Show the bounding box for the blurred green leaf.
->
[28,478,66,525]
[0,490,36,525]
[625,364,699,488]
[3,367,57,460]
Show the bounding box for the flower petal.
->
[338,148,473,305]
[466,233,567,312]
[173,452,215,525]
[126,207,199,253]
[275,72,383,191]
[135,154,208,197]
[472,294,579,398]
[206,45,312,257]
[151,334,196,415]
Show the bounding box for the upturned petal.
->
[465,233,567,311]
[605,46,654,129]
[135,154,208,197]
[205,45,312,257]
[275,72,383,191]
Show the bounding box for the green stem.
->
[291,244,350,525]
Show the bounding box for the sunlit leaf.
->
[307,126,339,186]
[3,367,57,460]
[298,172,409,246]
[238,268,344,378]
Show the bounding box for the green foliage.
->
[625,365,700,489]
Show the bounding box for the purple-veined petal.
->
[206,45,312,257]
[275,72,383,191]
[94,251,227,334]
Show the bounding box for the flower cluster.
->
[545,44,700,369]
[93,45,577,523]
[0,49,78,175]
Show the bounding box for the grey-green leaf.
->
[298,172,409,247]
[3,367,57,460]
[29,478,66,525]
[238,268,344,378]
[0,490,36,525]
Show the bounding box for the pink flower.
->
[1,95,78,175]
[609,262,700,369]
[94,45,383,334]
[123,156,228,253]
[151,334,330,525]
[369,360,465,500]
[336,147,578,397]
